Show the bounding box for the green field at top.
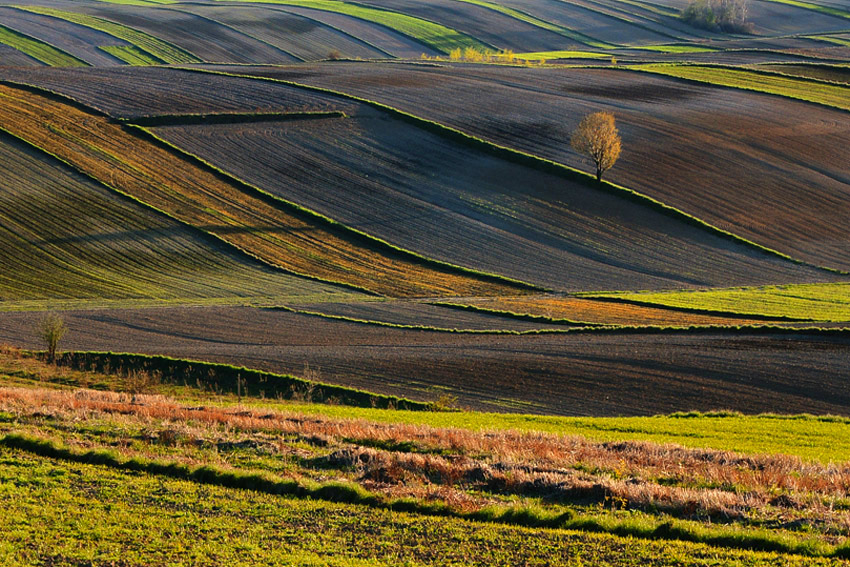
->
[634,64,850,111]
[0,24,86,66]
[16,6,201,64]
[221,0,487,53]
[761,0,850,19]
[586,282,850,322]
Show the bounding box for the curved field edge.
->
[218,0,489,53]
[3,432,847,559]
[0,24,87,67]
[2,448,842,567]
[586,282,850,322]
[0,80,534,298]
[181,66,842,275]
[131,124,542,293]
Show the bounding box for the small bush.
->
[682,0,752,33]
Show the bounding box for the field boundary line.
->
[3,432,847,558]
[177,66,845,276]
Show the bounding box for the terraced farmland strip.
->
[99,44,159,65]
[0,24,85,66]
[2,306,850,416]
[590,283,850,322]
[635,64,850,111]
[444,296,769,326]
[761,0,850,19]
[16,6,201,64]
[0,84,519,298]
[755,62,850,84]
[152,103,827,291]
[0,134,350,303]
[222,0,487,53]
[246,62,850,272]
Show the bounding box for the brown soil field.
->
[75,4,298,64]
[284,300,571,330]
[236,62,850,272]
[0,7,126,66]
[265,6,442,58]
[180,5,387,61]
[1,306,849,416]
[357,0,570,52]
[0,83,520,297]
[0,44,39,67]
[449,296,768,326]
[151,103,829,291]
[0,66,359,119]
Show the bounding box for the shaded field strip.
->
[438,296,773,327]
[431,301,605,327]
[266,305,584,333]
[122,110,347,127]
[185,66,840,274]
[54,350,430,410]
[14,6,201,64]
[0,81,532,298]
[3,432,848,558]
[222,0,489,53]
[0,23,86,67]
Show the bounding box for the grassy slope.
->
[634,64,850,112]
[0,24,86,67]
[0,133,354,304]
[587,282,850,322]
[221,0,487,53]
[0,83,524,298]
[761,0,850,19]
[15,6,201,64]
[98,44,164,65]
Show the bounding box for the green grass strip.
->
[180,67,841,275]
[608,0,680,17]
[1,432,843,558]
[54,350,431,410]
[431,301,604,327]
[515,50,610,60]
[633,63,850,112]
[448,0,615,48]
[586,282,850,322]
[760,0,850,19]
[810,35,850,47]
[219,0,487,53]
[0,24,86,66]
[16,6,201,64]
[98,44,161,65]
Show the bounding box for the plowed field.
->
[237,62,850,272]
[0,306,848,416]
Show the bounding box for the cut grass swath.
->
[633,64,850,112]
[0,82,528,298]
[98,44,161,65]
[0,24,86,67]
[15,6,202,64]
[220,0,488,53]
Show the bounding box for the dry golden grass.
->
[0,84,521,298]
[3,383,850,532]
[461,296,765,326]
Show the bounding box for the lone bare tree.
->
[39,312,67,364]
[570,111,622,182]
